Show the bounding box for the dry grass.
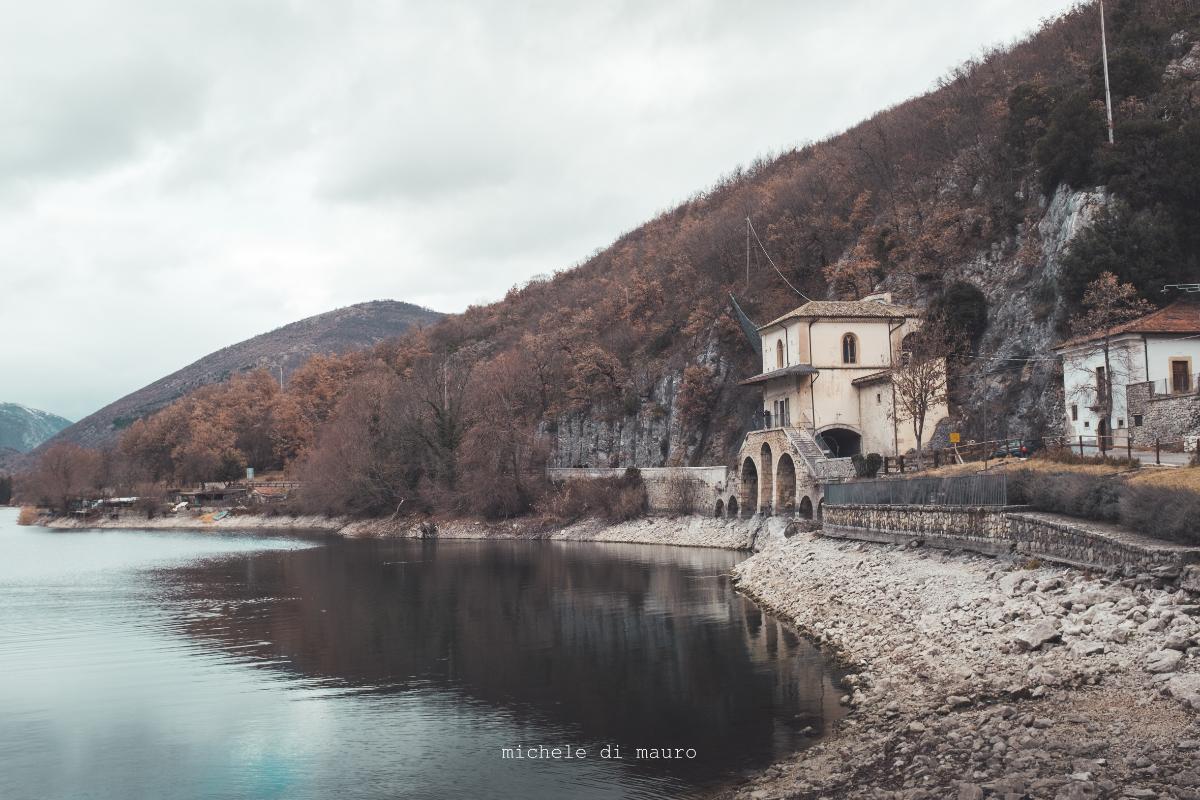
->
[915,457,1125,479]
[16,506,39,526]
[1127,466,1200,491]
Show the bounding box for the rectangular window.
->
[1118,419,1124,428]
[1070,404,1078,421]
[1133,415,1143,427]
[1083,421,1090,428]
[876,392,882,404]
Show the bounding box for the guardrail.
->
[825,472,1009,506]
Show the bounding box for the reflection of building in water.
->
[160,539,844,783]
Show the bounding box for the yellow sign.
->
[949,432,961,443]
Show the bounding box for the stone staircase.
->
[784,427,856,480]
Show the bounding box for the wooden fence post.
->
[899,455,906,473]
[1078,435,1084,457]
[1156,438,1161,465]
[1126,435,1132,462]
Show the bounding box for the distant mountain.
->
[0,403,72,454]
[34,300,442,454]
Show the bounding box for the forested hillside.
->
[34,300,442,454]
[21,0,1200,519]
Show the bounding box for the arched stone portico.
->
[738,457,758,517]
[775,453,796,512]
[758,442,774,514]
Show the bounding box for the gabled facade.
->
[729,293,951,518]
[1055,300,1200,446]
[740,293,941,457]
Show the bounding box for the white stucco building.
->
[740,293,947,458]
[727,293,951,518]
[1055,300,1200,447]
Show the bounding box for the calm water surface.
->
[0,508,841,799]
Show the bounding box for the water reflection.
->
[0,511,841,800]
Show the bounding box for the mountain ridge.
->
[31,300,442,456]
[0,403,72,456]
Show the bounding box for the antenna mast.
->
[1100,0,1115,144]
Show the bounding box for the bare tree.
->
[1066,272,1154,450]
[663,470,704,516]
[890,317,951,469]
[17,443,102,513]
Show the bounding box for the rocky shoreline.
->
[727,532,1200,800]
[39,510,771,549]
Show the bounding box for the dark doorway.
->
[819,428,862,457]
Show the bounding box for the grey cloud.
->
[0,0,1081,421]
[0,58,205,184]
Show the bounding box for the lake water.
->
[0,508,842,799]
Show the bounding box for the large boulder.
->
[1012,618,1061,651]
[1145,649,1184,674]
[1167,674,1200,710]
[1181,565,1200,594]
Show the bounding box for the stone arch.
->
[798,495,813,520]
[727,495,739,518]
[714,498,724,518]
[819,426,862,457]
[775,339,785,369]
[758,442,774,514]
[738,457,758,515]
[775,453,796,512]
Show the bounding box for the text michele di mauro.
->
[501,745,698,761]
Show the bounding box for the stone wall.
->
[1126,380,1200,448]
[822,503,1200,573]
[547,466,732,515]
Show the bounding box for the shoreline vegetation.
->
[20,504,1200,798]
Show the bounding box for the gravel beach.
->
[728,532,1200,800]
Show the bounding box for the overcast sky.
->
[0,0,1083,421]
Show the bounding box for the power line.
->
[746,217,811,301]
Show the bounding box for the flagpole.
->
[1100,0,1115,144]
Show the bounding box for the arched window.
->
[775,340,784,369]
[842,333,858,364]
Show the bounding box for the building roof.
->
[1055,299,1200,350]
[738,363,819,386]
[757,299,918,330]
[851,369,893,387]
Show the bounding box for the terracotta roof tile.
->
[1055,300,1200,349]
[758,299,917,330]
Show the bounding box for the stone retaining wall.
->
[1126,380,1200,448]
[547,466,731,515]
[822,503,1200,573]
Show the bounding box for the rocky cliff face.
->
[551,333,755,469]
[953,185,1108,442]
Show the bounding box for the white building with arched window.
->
[727,293,951,518]
[740,293,944,459]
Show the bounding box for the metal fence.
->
[1148,372,1198,396]
[824,472,1008,507]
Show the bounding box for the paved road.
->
[1056,443,1193,466]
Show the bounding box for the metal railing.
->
[1148,372,1198,396]
[824,472,1008,507]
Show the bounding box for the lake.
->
[0,508,842,799]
